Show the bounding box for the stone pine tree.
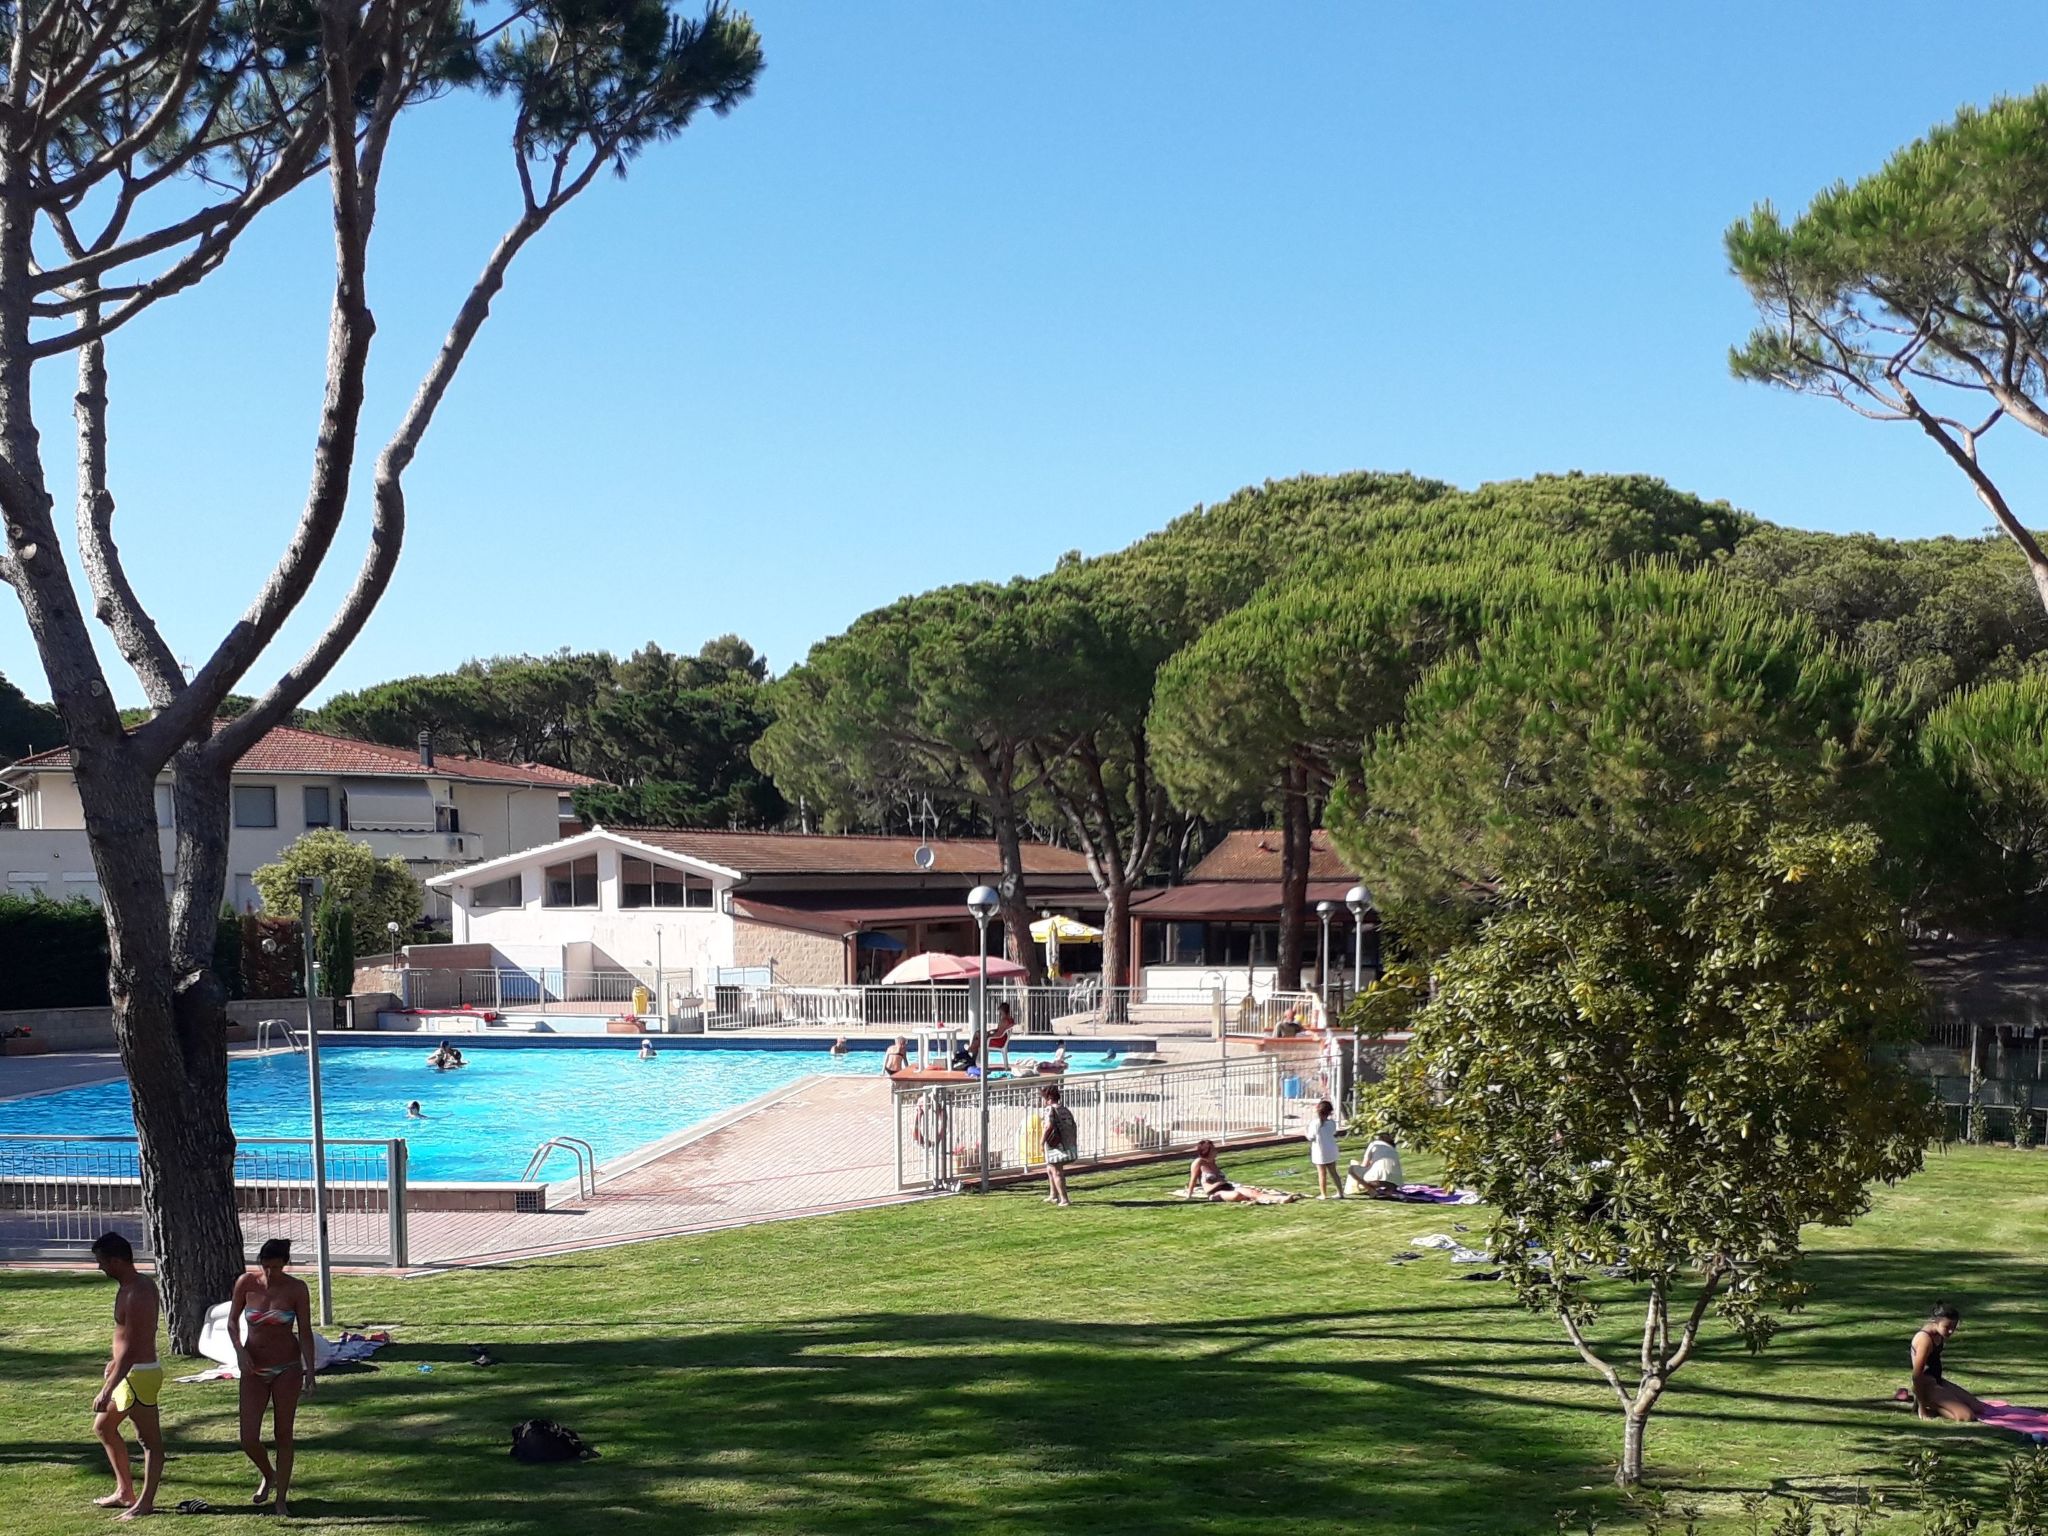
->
[1337,572,1939,1486]
[1728,86,2048,614]
[0,0,762,1348]
[756,582,1089,980]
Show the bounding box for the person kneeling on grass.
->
[1911,1302,1989,1423]
[1182,1140,1299,1204]
[1346,1133,1404,1198]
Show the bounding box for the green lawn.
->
[2,1143,2044,1534]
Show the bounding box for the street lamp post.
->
[1316,900,1334,1016]
[967,885,999,1194]
[1344,883,1373,1116]
[297,877,334,1327]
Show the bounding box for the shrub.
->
[0,893,108,1008]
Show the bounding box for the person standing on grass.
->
[230,1238,318,1517]
[90,1231,165,1521]
[1307,1099,1343,1199]
[1041,1082,1078,1206]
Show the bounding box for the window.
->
[621,856,714,909]
[472,872,523,909]
[542,854,598,907]
[232,785,277,829]
[303,786,332,829]
[558,794,575,820]
[153,784,175,829]
[233,874,260,913]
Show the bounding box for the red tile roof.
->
[611,827,1090,878]
[5,725,598,789]
[1185,829,1356,882]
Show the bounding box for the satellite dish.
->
[914,844,936,870]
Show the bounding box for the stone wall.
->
[0,997,338,1053]
[733,919,844,987]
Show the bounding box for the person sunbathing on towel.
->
[1181,1140,1299,1205]
[1911,1302,1989,1422]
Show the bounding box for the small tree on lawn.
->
[1339,570,1942,1486]
[253,830,421,957]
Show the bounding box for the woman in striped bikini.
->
[231,1238,317,1517]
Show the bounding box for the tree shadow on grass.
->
[152,1307,1624,1536]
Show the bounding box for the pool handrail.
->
[522,1135,598,1199]
[255,1019,306,1055]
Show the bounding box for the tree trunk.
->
[985,785,1043,985]
[75,749,244,1354]
[1617,1409,1647,1488]
[1100,869,1128,988]
[1276,762,1311,992]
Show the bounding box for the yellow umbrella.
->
[1028,915,1103,942]
[1029,914,1101,982]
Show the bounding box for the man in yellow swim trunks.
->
[91,1231,165,1520]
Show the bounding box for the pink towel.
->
[1981,1401,2048,1442]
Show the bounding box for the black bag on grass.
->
[511,1419,598,1463]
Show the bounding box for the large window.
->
[303,786,332,829]
[1140,921,1295,968]
[232,785,277,829]
[543,854,598,908]
[620,855,713,910]
[472,872,523,909]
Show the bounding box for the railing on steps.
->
[522,1136,598,1199]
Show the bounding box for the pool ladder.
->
[523,1136,599,1199]
[254,1019,306,1055]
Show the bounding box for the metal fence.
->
[397,967,688,1013]
[700,982,1330,1037]
[892,1055,1292,1191]
[0,1135,409,1265]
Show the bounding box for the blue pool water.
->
[0,1042,1110,1182]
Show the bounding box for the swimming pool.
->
[0,1041,1116,1183]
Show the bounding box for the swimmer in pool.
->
[637,1039,656,1060]
[405,1101,423,1118]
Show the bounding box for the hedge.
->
[0,894,110,1009]
[0,896,303,1011]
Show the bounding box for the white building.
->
[427,825,1103,991]
[0,725,593,916]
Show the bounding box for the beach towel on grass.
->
[1397,1184,1480,1205]
[1982,1401,2048,1443]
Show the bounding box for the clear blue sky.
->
[7,1,2047,708]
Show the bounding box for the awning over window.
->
[343,780,435,832]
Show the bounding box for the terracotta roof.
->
[610,827,1090,878]
[1132,879,1374,921]
[1184,829,1357,883]
[5,724,598,789]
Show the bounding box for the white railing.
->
[1233,990,1329,1035]
[0,1135,409,1265]
[893,1055,1289,1191]
[397,967,692,1013]
[702,981,1225,1035]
